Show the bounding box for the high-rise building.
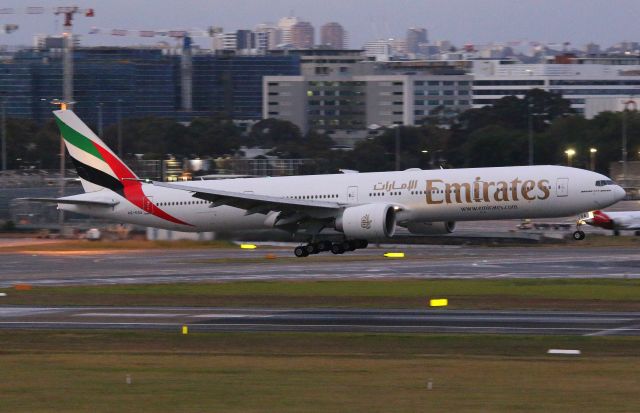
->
[320,22,346,49]
[363,39,393,61]
[406,27,428,54]
[290,21,315,49]
[212,32,238,50]
[277,16,299,46]
[236,30,254,50]
[254,23,281,51]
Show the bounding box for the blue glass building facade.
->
[0,46,300,127]
[191,54,300,119]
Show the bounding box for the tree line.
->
[3,89,640,175]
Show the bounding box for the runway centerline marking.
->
[584,322,640,336]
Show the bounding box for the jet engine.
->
[405,221,456,235]
[335,204,396,239]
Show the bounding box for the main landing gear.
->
[293,240,368,257]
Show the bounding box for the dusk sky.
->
[1,0,639,49]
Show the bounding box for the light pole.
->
[50,99,74,233]
[527,100,548,166]
[117,99,123,158]
[622,100,637,185]
[1,94,6,171]
[394,124,401,171]
[97,102,104,138]
[589,148,597,171]
[564,148,575,167]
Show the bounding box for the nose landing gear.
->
[572,218,586,240]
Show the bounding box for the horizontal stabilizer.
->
[18,197,119,207]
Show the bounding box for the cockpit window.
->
[595,180,615,186]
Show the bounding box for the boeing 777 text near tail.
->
[23,110,626,257]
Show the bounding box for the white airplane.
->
[24,110,626,256]
[582,209,640,236]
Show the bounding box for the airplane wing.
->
[153,181,343,215]
[18,198,119,207]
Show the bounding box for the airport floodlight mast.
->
[622,99,637,186]
[52,7,94,232]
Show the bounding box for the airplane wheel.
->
[614,230,621,236]
[635,231,640,237]
[305,243,319,255]
[294,246,309,257]
[318,241,332,251]
[343,240,357,252]
[572,230,586,241]
[331,243,345,255]
[355,240,369,249]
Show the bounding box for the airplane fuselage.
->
[59,165,625,233]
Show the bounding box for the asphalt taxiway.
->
[0,245,638,287]
[0,306,638,336]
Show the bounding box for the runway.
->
[0,244,639,287]
[0,306,638,336]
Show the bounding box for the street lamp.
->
[622,100,637,185]
[117,98,123,158]
[527,99,548,166]
[389,123,402,171]
[1,93,6,171]
[97,102,104,138]
[564,148,576,167]
[589,148,597,171]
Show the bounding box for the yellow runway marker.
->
[429,298,448,307]
[384,252,405,258]
[182,325,188,335]
[240,244,257,250]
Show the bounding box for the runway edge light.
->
[430,298,448,307]
[548,349,581,355]
[182,325,188,335]
[384,252,405,258]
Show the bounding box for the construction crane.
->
[51,7,95,107]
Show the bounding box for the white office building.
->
[264,71,472,132]
[472,60,640,114]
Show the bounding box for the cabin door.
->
[556,178,569,197]
[347,186,358,203]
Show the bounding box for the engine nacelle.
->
[405,221,456,235]
[335,204,396,239]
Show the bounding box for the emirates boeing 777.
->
[23,110,626,256]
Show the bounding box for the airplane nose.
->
[614,185,626,202]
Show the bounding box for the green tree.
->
[187,116,242,157]
[461,125,528,167]
[249,118,302,145]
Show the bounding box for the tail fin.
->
[53,110,138,194]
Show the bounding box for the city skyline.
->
[0,0,639,50]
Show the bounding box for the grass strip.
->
[1,278,640,310]
[0,331,639,413]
